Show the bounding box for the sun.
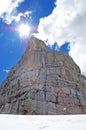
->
[17,23,31,37]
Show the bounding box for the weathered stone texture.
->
[0,37,86,114]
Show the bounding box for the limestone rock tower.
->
[0,37,86,114]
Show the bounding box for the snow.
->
[0,115,86,130]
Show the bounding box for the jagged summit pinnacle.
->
[27,36,48,51]
[18,36,49,70]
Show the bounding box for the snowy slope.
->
[0,115,86,130]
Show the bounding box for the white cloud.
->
[3,69,9,73]
[4,11,32,24]
[0,0,31,24]
[35,0,86,76]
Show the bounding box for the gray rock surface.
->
[0,37,86,114]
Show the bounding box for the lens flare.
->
[18,23,31,37]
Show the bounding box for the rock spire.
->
[0,37,86,114]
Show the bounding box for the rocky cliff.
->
[0,37,86,114]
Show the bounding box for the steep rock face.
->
[0,37,86,114]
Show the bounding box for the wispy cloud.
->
[4,11,32,24]
[3,69,9,73]
[35,0,86,76]
[0,0,32,24]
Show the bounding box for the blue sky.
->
[0,0,56,83]
[0,0,86,84]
